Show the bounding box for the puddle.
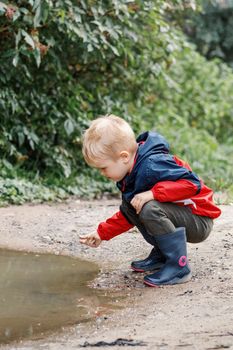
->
[0,249,121,344]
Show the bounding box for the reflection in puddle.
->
[0,249,120,344]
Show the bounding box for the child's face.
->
[96,154,132,182]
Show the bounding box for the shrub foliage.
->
[0,0,232,204]
[0,1,182,176]
[184,1,233,66]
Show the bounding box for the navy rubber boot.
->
[131,247,165,272]
[144,227,191,287]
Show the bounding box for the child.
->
[80,115,221,287]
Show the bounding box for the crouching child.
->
[80,115,221,287]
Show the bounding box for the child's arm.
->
[80,211,134,246]
[97,211,134,241]
[151,179,200,202]
[79,232,102,248]
[131,179,200,214]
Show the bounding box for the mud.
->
[0,199,232,350]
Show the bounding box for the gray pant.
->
[120,199,213,244]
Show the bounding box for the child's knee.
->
[139,200,164,222]
[187,229,212,243]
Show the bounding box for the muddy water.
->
[0,249,119,344]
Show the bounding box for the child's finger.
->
[79,235,88,240]
[87,240,96,247]
[79,239,88,245]
[79,237,91,244]
[90,239,98,246]
[80,239,93,247]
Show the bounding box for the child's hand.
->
[79,232,102,248]
[130,190,154,214]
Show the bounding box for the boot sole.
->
[144,272,192,287]
[131,264,164,273]
[131,266,145,272]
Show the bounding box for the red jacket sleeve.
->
[97,211,134,241]
[151,179,199,202]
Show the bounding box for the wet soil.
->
[0,199,232,350]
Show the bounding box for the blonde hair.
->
[82,114,137,167]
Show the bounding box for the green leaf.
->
[20,7,29,15]
[15,30,22,47]
[110,45,120,56]
[87,44,93,52]
[2,159,13,170]
[12,53,19,67]
[0,2,7,12]
[33,47,41,67]
[34,3,42,27]
[13,9,21,22]
[29,139,35,150]
[18,132,25,146]
[22,30,35,49]
[64,119,75,135]
[32,0,41,11]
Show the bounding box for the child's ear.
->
[120,151,130,163]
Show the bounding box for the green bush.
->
[183,1,233,65]
[137,43,233,193]
[0,0,182,178]
[144,46,233,143]
[0,0,232,204]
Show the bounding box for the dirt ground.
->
[0,199,233,350]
